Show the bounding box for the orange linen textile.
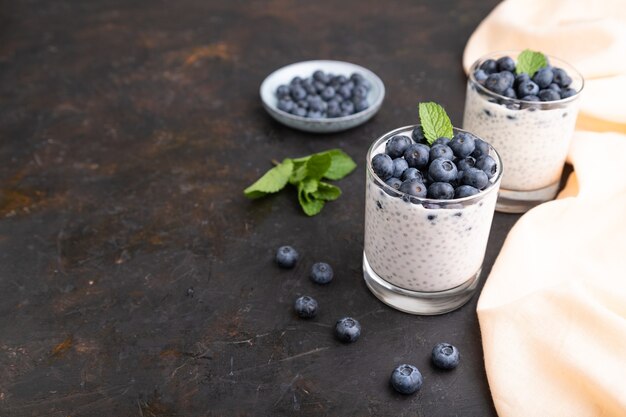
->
[464,1,626,416]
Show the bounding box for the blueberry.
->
[485,73,511,95]
[401,167,423,182]
[473,69,488,83]
[326,101,341,117]
[340,100,354,114]
[427,182,454,199]
[532,67,554,88]
[308,99,327,113]
[310,262,333,284]
[411,126,427,144]
[497,56,516,72]
[548,83,561,93]
[517,80,539,97]
[471,139,489,159]
[276,84,291,98]
[290,76,302,86]
[297,99,309,109]
[331,94,343,103]
[456,156,476,172]
[385,135,412,158]
[355,77,371,91]
[392,158,409,178]
[433,137,451,146]
[335,317,361,343]
[302,81,317,95]
[307,110,323,119]
[479,59,498,74]
[353,85,368,99]
[290,85,307,101]
[449,132,476,158]
[403,143,430,169]
[500,71,515,87]
[503,88,517,99]
[390,364,423,395]
[338,84,352,99]
[454,185,479,198]
[290,106,307,117]
[384,177,402,192]
[461,167,489,189]
[313,80,326,93]
[371,153,394,180]
[428,158,458,183]
[277,99,294,113]
[275,246,299,268]
[521,95,540,102]
[294,296,318,319]
[475,155,497,179]
[561,87,577,99]
[538,89,561,101]
[350,72,364,84]
[313,70,330,84]
[333,75,348,85]
[399,179,427,198]
[429,144,454,162]
[431,342,460,370]
[320,86,335,101]
[353,99,369,112]
[552,67,572,88]
[514,73,530,87]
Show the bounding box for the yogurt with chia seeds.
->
[463,83,579,191]
[363,127,501,294]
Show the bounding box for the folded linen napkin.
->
[463,1,626,415]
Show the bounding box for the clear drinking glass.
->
[363,125,503,315]
[463,51,583,213]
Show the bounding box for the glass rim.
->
[468,50,585,106]
[366,124,503,206]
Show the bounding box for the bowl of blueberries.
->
[260,60,385,133]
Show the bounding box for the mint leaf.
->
[516,49,547,76]
[289,161,307,185]
[303,152,332,180]
[298,181,325,216]
[324,149,357,180]
[299,178,319,201]
[244,159,294,199]
[313,182,341,201]
[418,102,453,145]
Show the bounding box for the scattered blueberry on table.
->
[335,317,361,343]
[310,262,334,284]
[390,364,424,394]
[431,342,461,370]
[276,70,371,118]
[294,295,318,319]
[275,245,299,269]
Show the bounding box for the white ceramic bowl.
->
[260,60,385,133]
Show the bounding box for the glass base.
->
[362,253,481,315]
[496,181,560,213]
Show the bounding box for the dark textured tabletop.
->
[0,1,522,416]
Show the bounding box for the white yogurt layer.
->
[462,84,579,191]
[363,140,499,293]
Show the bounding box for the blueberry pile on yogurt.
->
[371,127,498,200]
[473,56,576,102]
[275,70,371,118]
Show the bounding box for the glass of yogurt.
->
[463,51,583,213]
[363,125,502,315]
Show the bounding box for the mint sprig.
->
[418,102,453,145]
[244,149,356,216]
[516,49,548,76]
